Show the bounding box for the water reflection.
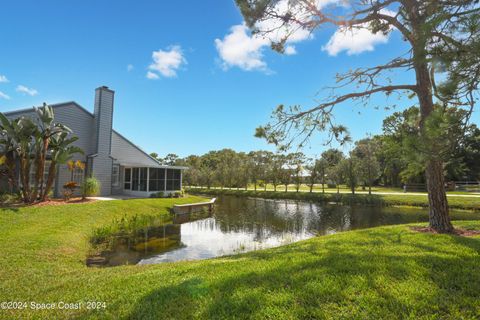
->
[91,195,462,266]
[138,196,432,264]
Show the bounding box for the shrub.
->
[149,190,184,198]
[0,192,21,204]
[63,181,78,189]
[63,181,78,201]
[90,213,171,246]
[174,190,184,198]
[150,191,168,198]
[81,177,100,199]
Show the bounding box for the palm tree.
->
[0,115,20,192]
[41,132,83,201]
[11,117,38,203]
[0,105,83,203]
[31,104,73,202]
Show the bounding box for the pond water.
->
[90,195,472,266]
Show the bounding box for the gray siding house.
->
[3,86,184,197]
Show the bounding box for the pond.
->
[89,195,475,267]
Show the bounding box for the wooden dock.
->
[172,198,216,215]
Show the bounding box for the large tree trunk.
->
[31,146,46,203]
[41,161,57,201]
[425,159,453,233]
[37,139,49,201]
[20,158,32,203]
[414,43,453,233]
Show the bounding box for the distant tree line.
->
[152,107,480,193]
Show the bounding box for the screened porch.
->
[120,166,182,196]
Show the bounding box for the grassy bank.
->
[240,183,479,195]
[187,188,480,211]
[1,197,480,319]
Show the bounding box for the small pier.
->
[172,198,216,215]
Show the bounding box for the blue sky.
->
[0,0,460,158]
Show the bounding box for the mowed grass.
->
[187,188,480,211]
[0,197,480,319]
[215,183,480,195]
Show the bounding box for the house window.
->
[166,169,181,190]
[148,168,165,191]
[112,165,120,187]
[132,168,139,190]
[124,168,131,190]
[72,166,84,185]
[139,168,147,191]
[132,168,147,191]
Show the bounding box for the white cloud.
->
[146,71,159,80]
[127,64,134,72]
[215,0,342,71]
[284,45,297,55]
[215,22,310,71]
[147,45,186,79]
[0,75,8,83]
[0,91,10,100]
[322,26,390,56]
[16,85,38,96]
[215,24,269,71]
[322,8,395,56]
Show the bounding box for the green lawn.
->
[248,183,407,193]
[187,188,480,211]
[235,183,480,195]
[0,197,480,319]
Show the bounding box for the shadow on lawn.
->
[127,228,480,320]
[0,203,20,212]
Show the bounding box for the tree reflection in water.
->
[91,195,447,267]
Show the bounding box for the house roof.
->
[3,101,186,170]
[3,101,93,118]
[112,129,187,169]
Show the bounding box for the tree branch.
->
[290,84,418,122]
